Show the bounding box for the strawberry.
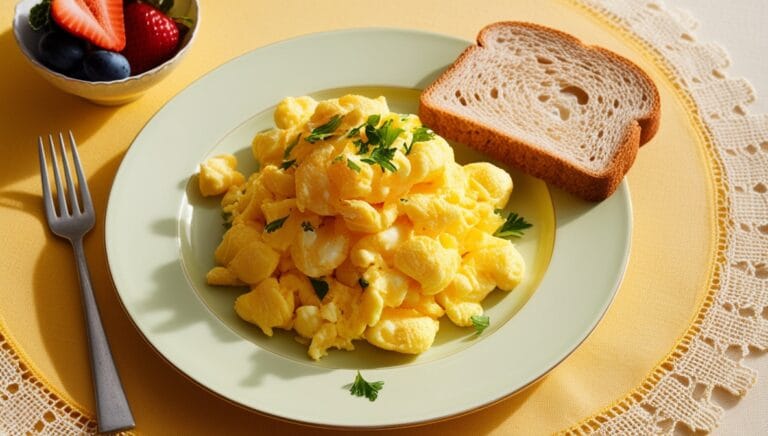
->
[50,0,126,51]
[121,1,180,75]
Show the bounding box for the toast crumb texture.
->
[419,22,661,201]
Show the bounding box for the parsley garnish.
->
[347,114,381,138]
[265,216,289,233]
[366,114,381,127]
[353,139,370,155]
[349,371,384,401]
[309,277,329,300]
[283,134,301,158]
[361,146,397,172]
[346,158,361,173]
[351,118,403,172]
[305,114,344,143]
[404,127,435,155]
[493,212,533,239]
[494,208,504,216]
[358,278,369,289]
[279,159,296,170]
[332,154,344,163]
[378,119,404,148]
[301,221,314,232]
[471,315,490,334]
[364,123,382,146]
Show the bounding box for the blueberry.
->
[38,31,86,73]
[67,63,88,81]
[83,50,131,81]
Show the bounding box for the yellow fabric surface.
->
[0,0,716,434]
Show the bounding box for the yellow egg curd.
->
[197,95,525,360]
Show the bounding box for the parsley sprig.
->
[301,221,314,232]
[346,158,362,173]
[352,117,403,172]
[471,315,490,334]
[347,114,380,138]
[265,216,289,233]
[283,134,301,158]
[349,371,384,401]
[493,212,533,239]
[404,127,435,155]
[305,115,344,143]
[279,159,296,170]
[361,146,397,172]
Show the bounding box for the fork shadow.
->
[0,190,46,219]
[134,260,239,344]
[0,29,115,190]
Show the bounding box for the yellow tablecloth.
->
[0,0,725,433]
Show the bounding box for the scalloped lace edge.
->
[564,0,768,434]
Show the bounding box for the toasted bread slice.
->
[419,22,660,201]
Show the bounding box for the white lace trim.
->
[568,0,768,434]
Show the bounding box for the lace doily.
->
[1,0,765,434]
[0,325,96,434]
[567,0,768,433]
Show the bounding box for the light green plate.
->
[105,29,631,428]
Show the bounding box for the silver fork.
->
[38,132,135,433]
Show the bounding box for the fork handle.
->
[71,238,135,433]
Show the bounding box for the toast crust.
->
[419,22,661,201]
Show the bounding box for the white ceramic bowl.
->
[13,0,199,105]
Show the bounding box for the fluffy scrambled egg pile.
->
[198,95,525,360]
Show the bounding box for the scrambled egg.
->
[198,95,526,360]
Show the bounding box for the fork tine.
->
[48,134,68,216]
[58,132,81,215]
[38,137,57,223]
[68,130,93,213]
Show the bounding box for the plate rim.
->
[104,27,633,429]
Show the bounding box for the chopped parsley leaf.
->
[404,126,435,155]
[309,277,329,300]
[364,123,381,146]
[353,139,370,155]
[305,114,344,143]
[347,114,382,138]
[283,133,301,158]
[264,216,289,233]
[378,119,404,148]
[301,221,314,232]
[366,114,381,126]
[358,278,369,289]
[279,159,296,170]
[361,146,397,172]
[349,371,384,401]
[493,212,533,239]
[471,315,490,334]
[346,158,362,173]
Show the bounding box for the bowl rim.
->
[12,0,200,85]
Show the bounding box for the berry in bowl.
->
[13,0,199,105]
